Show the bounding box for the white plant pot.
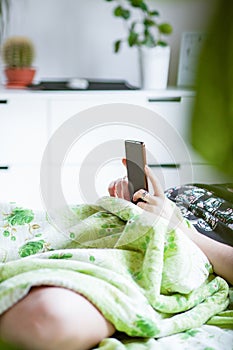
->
[139,46,171,90]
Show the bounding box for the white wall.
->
[1,0,215,86]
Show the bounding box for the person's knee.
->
[28,287,115,350]
[0,287,77,350]
[0,287,115,350]
[25,287,78,349]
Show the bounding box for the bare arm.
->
[136,166,233,285]
[179,220,233,285]
[109,163,233,285]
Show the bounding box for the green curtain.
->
[190,0,233,179]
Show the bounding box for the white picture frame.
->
[177,31,206,87]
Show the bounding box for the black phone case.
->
[125,140,148,202]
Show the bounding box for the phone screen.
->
[125,140,148,202]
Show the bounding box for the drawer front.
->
[0,165,43,209]
[47,99,195,166]
[0,98,47,164]
[40,161,230,209]
[145,96,205,164]
[41,162,126,206]
[49,94,145,136]
[151,164,231,191]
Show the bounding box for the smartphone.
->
[125,140,148,202]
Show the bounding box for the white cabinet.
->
[0,96,47,209]
[144,94,201,163]
[48,92,195,168]
[0,165,42,208]
[0,97,47,164]
[150,164,229,192]
[48,93,146,136]
[140,94,229,189]
[0,89,230,208]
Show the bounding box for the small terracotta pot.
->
[4,67,36,89]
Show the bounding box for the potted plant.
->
[104,0,173,89]
[1,36,36,88]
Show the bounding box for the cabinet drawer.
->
[0,165,43,209]
[145,96,193,139]
[49,94,145,137]
[48,125,185,166]
[42,161,230,208]
[151,164,231,191]
[145,96,205,164]
[0,98,47,164]
[43,162,126,206]
[48,99,196,166]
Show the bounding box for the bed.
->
[0,183,232,349]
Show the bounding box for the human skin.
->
[109,161,233,285]
[0,286,115,350]
[0,162,232,350]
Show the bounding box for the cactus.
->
[2,36,35,68]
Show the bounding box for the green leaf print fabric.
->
[0,197,232,349]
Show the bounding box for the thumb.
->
[145,165,164,198]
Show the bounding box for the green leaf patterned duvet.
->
[0,197,232,349]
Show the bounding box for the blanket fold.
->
[0,197,232,348]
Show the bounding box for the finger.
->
[115,178,126,199]
[108,181,117,197]
[138,203,165,217]
[121,178,130,201]
[133,189,156,204]
[122,158,127,167]
[136,201,155,213]
[145,165,165,198]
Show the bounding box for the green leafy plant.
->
[104,0,173,53]
[2,36,35,68]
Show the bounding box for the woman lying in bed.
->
[0,165,232,350]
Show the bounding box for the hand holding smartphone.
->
[125,140,148,202]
